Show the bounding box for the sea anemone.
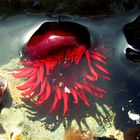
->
[13,22,110,115]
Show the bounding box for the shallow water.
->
[0,10,140,140]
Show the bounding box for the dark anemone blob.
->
[24,22,91,61]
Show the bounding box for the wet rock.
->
[122,0,135,11]
[0,75,7,109]
[0,123,5,134]
[10,0,21,8]
[124,127,140,140]
[31,0,42,9]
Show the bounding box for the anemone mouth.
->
[13,21,110,115]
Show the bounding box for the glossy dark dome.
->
[25,22,91,60]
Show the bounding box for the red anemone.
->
[13,22,110,115]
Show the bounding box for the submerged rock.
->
[31,0,42,9]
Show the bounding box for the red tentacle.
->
[17,74,37,90]
[85,50,91,65]
[39,63,44,82]
[28,77,46,99]
[88,65,98,80]
[21,85,37,97]
[84,73,96,81]
[49,94,60,113]
[98,74,111,80]
[21,69,41,96]
[75,82,84,90]
[35,79,51,105]
[13,67,33,78]
[76,90,90,106]
[70,88,78,104]
[20,61,34,66]
[84,80,106,93]
[95,63,109,74]
[62,91,69,116]
[83,84,104,99]
[55,86,62,100]
[91,52,106,59]
[90,54,106,64]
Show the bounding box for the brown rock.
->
[124,127,140,140]
[0,75,7,107]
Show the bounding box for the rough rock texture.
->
[0,0,140,18]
